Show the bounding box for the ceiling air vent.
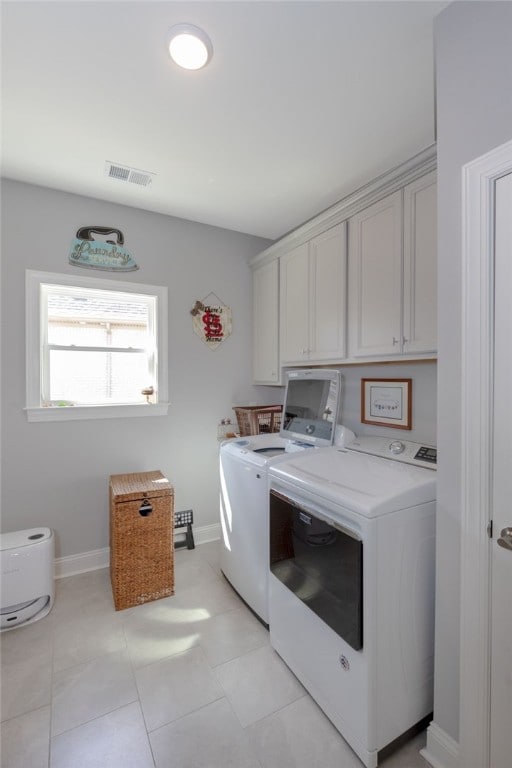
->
[105,162,154,187]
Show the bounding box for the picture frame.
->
[361,378,412,430]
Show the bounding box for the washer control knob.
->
[389,440,405,455]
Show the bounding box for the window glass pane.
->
[49,350,148,405]
[109,325,148,348]
[47,291,149,322]
[46,291,149,349]
[48,322,109,346]
[48,321,147,349]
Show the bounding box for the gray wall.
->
[0,180,271,558]
[272,362,437,447]
[0,179,439,562]
[334,362,436,446]
[434,1,512,744]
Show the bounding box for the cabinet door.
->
[309,223,347,361]
[253,260,280,383]
[280,242,309,364]
[403,172,437,354]
[348,191,403,357]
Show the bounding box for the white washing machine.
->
[268,436,437,768]
[220,434,307,624]
[219,369,354,625]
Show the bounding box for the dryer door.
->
[269,489,363,650]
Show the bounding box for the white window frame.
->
[25,270,169,422]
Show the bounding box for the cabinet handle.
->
[392,337,400,346]
[403,336,409,346]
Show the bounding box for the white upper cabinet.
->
[280,223,347,365]
[348,172,437,359]
[253,259,280,384]
[309,225,348,361]
[280,242,309,363]
[251,150,438,377]
[348,191,403,357]
[402,172,437,354]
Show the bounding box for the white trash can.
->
[0,527,55,631]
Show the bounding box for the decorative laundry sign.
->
[190,293,232,349]
[69,226,139,271]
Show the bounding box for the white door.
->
[459,141,512,768]
[490,170,512,768]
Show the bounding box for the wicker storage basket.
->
[109,470,174,611]
[233,405,282,436]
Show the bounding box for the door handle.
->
[497,527,512,551]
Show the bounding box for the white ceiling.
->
[1,1,447,240]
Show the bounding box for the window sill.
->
[25,403,170,422]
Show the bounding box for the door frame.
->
[460,138,512,768]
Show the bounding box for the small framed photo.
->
[361,378,412,430]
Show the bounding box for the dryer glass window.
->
[269,490,363,650]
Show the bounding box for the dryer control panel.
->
[347,436,437,470]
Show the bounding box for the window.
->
[26,271,168,421]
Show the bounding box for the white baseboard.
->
[420,722,459,768]
[179,522,220,546]
[55,523,221,579]
[55,546,110,578]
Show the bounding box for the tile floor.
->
[0,540,431,768]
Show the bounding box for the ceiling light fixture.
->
[168,23,213,70]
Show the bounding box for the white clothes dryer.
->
[268,436,437,767]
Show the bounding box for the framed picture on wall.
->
[361,378,412,430]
